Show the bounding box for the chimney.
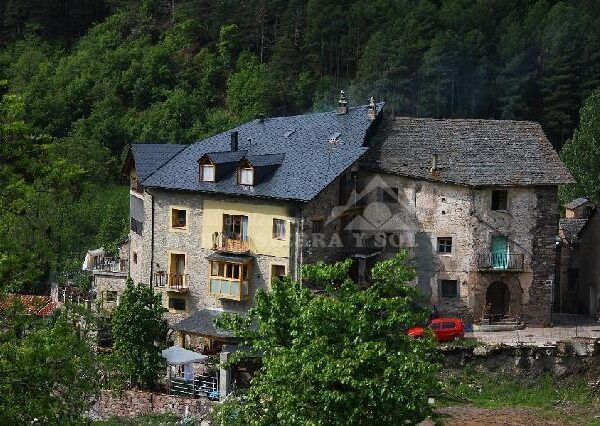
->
[337,90,348,115]
[230,131,239,151]
[367,96,376,121]
[430,154,439,173]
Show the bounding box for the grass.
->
[93,413,182,425]
[438,370,600,425]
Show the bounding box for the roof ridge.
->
[393,117,542,126]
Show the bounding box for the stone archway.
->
[486,281,510,317]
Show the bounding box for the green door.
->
[491,236,508,269]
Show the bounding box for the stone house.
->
[558,198,600,317]
[120,96,572,348]
[84,241,130,311]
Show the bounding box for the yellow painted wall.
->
[202,199,292,258]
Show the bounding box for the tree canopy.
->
[0,305,100,424]
[216,252,439,425]
[111,279,168,389]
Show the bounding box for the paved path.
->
[466,323,600,346]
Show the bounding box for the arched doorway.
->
[486,281,510,318]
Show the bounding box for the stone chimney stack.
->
[367,96,376,121]
[337,90,348,115]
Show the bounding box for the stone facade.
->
[300,169,557,326]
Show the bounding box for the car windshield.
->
[431,323,441,330]
[442,322,455,329]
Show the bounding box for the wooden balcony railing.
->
[477,253,524,271]
[212,232,251,254]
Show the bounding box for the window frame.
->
[170,206,189,232]
[167,251,187,289]
[270,264,286,283]
[200,161,216,182]
[272,218,286,240]
[105,290,118,303]
[440,279,458,299]
[208,260,251,301]
[168,297,187,312]
[491,189,508,211]
[437,237,453,254]
[238,163,255,186]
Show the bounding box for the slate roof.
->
[142,104,384,201]
[202,150,247,164]
[559,218,588,243]
[128,144,187,181]
[361,117,574,187]
[565,197,590,210]
[171,309,235,339]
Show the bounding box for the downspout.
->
[150,191,155,288]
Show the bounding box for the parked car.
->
[407,317,465,342]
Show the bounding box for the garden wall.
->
[88,389,214,422]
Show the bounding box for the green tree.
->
[111,279,168,389]
[216,252,438,425]
[0,305,100,424]
[560,89,600,204]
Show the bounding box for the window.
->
[437,237,453,254]
[223,214,248,240]
[441,280,458,298]
[491,189,508,211]
[312,219,324,233]
[168,297,186,311]
[133,252,138,264]
[105,291,118,303]
[442,322,455,329]
[209,261,250,301]
[239,166,254,186]
[169,253,186,289]
[273,219,286,240]
[171,208,187,229]
[200,163,215,182]
[381,187,400,203]
[271,264,286,282]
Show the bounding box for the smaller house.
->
[558,198,600,316]
[85,239,130,310]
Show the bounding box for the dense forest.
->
[1,0,599,293]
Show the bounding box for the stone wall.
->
[89,389,214,422]
[442,338,600,380]
[523,186,559,326]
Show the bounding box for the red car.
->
[407,318,465,342]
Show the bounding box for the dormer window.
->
[238,164,254,186]
[199,159,215,182]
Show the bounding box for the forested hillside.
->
[1,0,599,292]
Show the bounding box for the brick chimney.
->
[337,90,348,115]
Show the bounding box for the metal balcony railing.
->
[477,252,524,271]
[92,258,128,273]
[153,273,189,291]
[212,232,251,254]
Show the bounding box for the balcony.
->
[92,258,128,274]
[212,232,251,254]
[153,272,189,292]
[477,253,524,272]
